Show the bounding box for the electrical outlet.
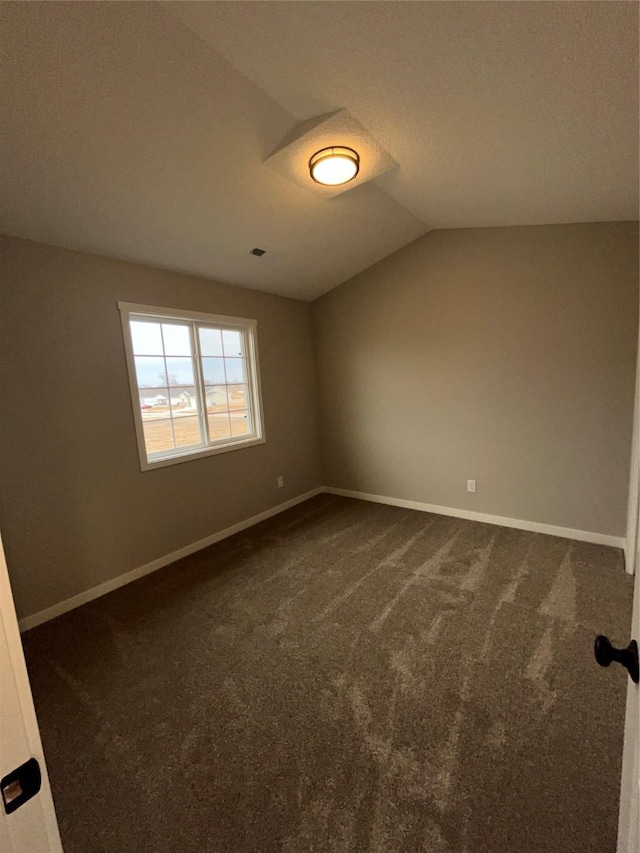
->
[467,479,477,493]
[277,476,284,488]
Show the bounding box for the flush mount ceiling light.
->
[309,146,360,186]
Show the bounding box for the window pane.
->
[201,357,226,385]
[224,357,246,383]
[131,321,163,355]
[230,410,250,437]
[169,387,198,413]
[207,413,231,442]
[222,329,243,357]
[162,324,191,356]
[205,386,229,412]
[173,416,201,449]
[136,357,168,388]
[164,357,195,386]
[143,419,174,454]
[227,384,249,410]
[139,388,170,416]
[199,328,223,357]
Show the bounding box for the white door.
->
[0,532,63,852]
[617,549,640,852]
[617,312,640,853]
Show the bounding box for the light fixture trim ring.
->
[309,146,360,186]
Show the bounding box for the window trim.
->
[118,302,266,471]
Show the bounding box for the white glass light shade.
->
[309,147,360,186]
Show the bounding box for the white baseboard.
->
[323,486,625,550]
[18,487,323,633]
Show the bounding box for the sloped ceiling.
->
[1,1,638,301]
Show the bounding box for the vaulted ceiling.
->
[1,1,638,300]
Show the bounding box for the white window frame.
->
[118,302,266,471]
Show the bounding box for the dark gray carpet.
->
[22,495,634,853]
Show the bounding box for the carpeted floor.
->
[22,495,634,853]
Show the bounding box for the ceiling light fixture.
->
[309,146,360,186]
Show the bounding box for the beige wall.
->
[2,223,638,620]
[0,236,321,620]
[313,222,639,538]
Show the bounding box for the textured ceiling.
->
[169,1,640,230]
[1,2,638,301]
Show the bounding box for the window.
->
[119,303,265,470]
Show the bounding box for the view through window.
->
[119,304,264,468]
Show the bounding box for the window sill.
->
[140,436,266,472]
